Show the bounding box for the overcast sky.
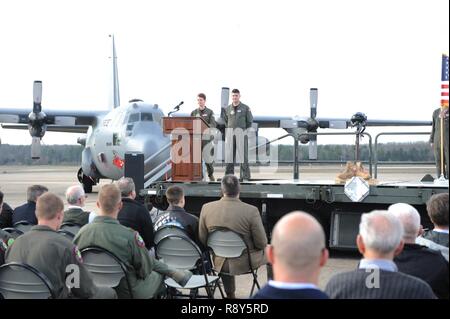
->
[0,0,448,145]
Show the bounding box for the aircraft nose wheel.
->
[77,168,95,193]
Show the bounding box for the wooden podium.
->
[163,116,209,181]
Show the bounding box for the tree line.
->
[0,141,435,165]
[276,141,435,162]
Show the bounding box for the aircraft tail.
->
[109,34,120,109]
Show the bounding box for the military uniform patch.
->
[7,238,14,247]
[135,232,145,248]
[73,246,83,263]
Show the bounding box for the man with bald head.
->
[253,212,329,299]
[63,184,90,226]
[389,203,449,299]
[325,210,436,299]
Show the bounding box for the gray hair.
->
[27,185,49,202]
[388,203,421,242]
[359,210,404,254]
[221,175,240,197]
[65,185,85,205]
[115,177,135,197]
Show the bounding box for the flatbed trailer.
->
[142,178,448,250]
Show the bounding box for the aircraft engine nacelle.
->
[27,111,47,138]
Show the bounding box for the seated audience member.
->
[74,184,192,299]
[422,193,449,247]
[199,175,267,299]
[253,211,329,299]
[63,185,90,226]
[389,203,449,299]
[0,227,13,265]
[116,177,155,250]
[154,185,200,245]
[12,185,48,225]
[325,210,436,299]
[0,190,14,229]
[5,192,115,299]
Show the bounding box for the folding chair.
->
[207,228,261,297]
[154,225,189,245]
[0,242,6,266]
[80,246,134,299]
[1,228,24,239]
[60,222,81,237]
[0,262,55,299]
[13,221,34,234]
[156,235,220,299]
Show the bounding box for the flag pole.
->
[439,114,445,180]
[437,53,448,182]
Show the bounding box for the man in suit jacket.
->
[12,185,48,225]
[325,210,436,299]
[389,203,449,299]
[116,177,155,251]
[422,193,449,247]
[0,190,14,229]
[253,212,329,299]
[62,185,91,226]
[199,175,267,298]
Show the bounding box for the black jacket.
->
[0,202,13,228]
[12,201,37,225]
[118,198,154,250]
[395,243,449,299]
[253,285,329,299]
[154,205,200,246]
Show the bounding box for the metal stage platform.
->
[142,177,448,250]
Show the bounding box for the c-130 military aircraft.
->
[0,36,431,193]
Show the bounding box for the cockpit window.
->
[128,113,140,123]
[141,113,153,121]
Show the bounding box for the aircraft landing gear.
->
[77,168,96,193]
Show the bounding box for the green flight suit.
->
[73,216,166,299]
[5,225,115,299]
[63,207,90,226]
[430,108,449,178]
[191,107,217,179]
[223,102,253,179]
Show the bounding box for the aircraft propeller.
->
[28,81,47,159]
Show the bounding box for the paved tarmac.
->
[0,164,436,298]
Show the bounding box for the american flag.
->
[442,54,449,108]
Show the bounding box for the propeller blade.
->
[310,88,318,119]
[33,81,42,113]
[309,139,318,160]
[31,136,41,159]
[220,87,230,117]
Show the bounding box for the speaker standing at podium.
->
[191,93,217,181]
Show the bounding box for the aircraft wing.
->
[0,108,107,128]
[253,116,432,129]
[1,124,90,133]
